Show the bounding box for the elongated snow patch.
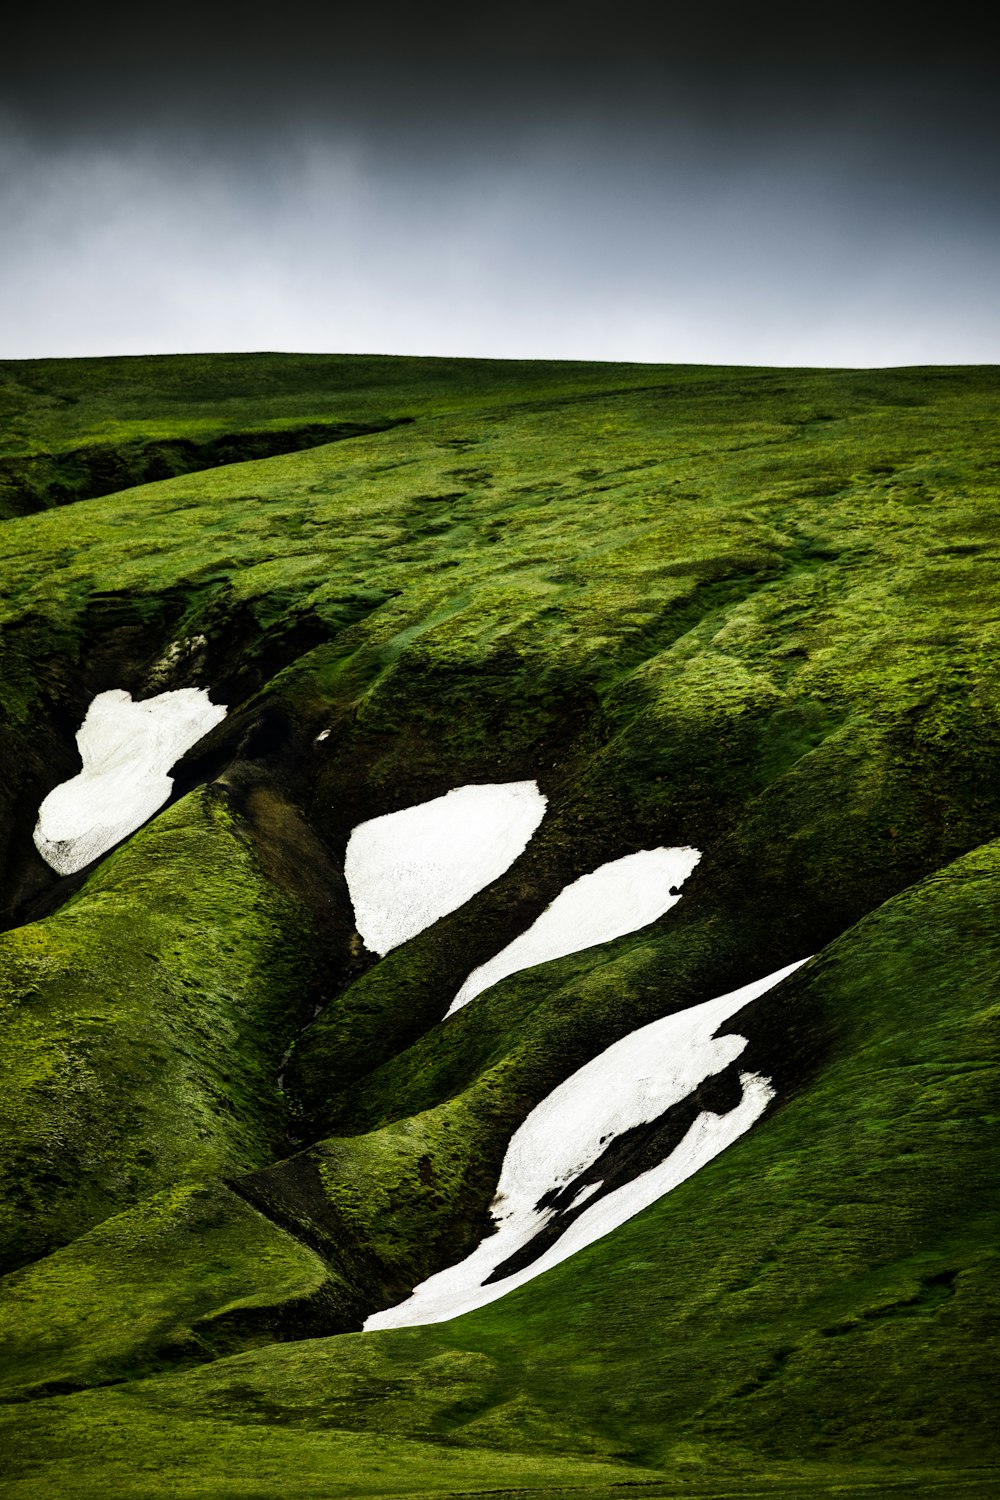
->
[344,781,547,956]
[33,687,227,875]
[365,959,809,1331]
[446,846,702,1016]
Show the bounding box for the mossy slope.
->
[0,786,323,1272]
[0,355,997,1496]
[0,1182,335,1398]
[2,833,993,1496]
[0,351,710,517]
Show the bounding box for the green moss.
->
[0,1181,338,1397]
[0,355,998,1497]
[391,833,1000,1475]
[5,834,990,1496]
[0,1391,648,1499]
[0,787,321,1271]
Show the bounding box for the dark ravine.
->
[0,586,390,933]
[0,417,415,519]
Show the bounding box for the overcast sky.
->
[2,10,998,366]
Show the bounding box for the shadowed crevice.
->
[0,417,415,520]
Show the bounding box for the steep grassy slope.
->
[0,786,330,1273]
[4,834,995,1496]
[0,356,997,1497]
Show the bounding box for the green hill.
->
[0,354,997,1498]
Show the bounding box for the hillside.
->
[0,354,997,1498]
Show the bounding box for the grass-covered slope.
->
[0,355,997,1497]
[0,786,326,1273]
[0,352,691,518]
[5,834,995,1496]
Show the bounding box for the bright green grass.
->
[0,356,997,1497]
[0,788,325,1271]
[0,352,751,518]
[4,835,996,1495]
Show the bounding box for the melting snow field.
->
[33,687,227,876]
[446,846,702,1016]
[366,959,809,1331]
[344,781,547,955]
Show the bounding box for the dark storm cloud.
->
[3,0,994,82]
[2,37,999,363]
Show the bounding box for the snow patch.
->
[344,781,547,956]
[33,687,228,875]
[365,958,809,1331]
[446,846,702,1016]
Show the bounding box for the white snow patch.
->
[33,687,228,875]
[446,846,702,1016]
[365,958,809,1331]
[344,781,547,956]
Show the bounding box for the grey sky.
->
[2,58,998,365]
